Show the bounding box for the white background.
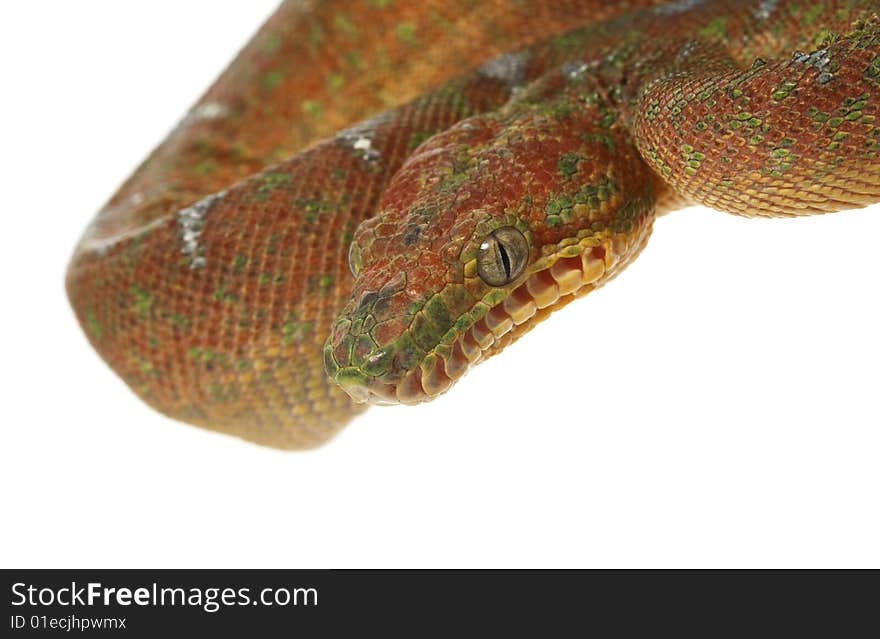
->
[1,1,878,568]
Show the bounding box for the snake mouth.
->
[333,244,609,406]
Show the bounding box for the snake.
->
[66,0,880,449]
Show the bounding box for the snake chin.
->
[333,245,610,406]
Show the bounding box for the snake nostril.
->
[352,334,377,365]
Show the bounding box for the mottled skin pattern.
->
[67,0,880,448]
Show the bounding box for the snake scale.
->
[67,0,880,448]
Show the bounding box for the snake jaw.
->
[324,62,663,406]
[324,236,627,406]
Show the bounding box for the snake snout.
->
[323,314,447,406]
[323,331,471,406]
[324,239,621,406]
[322,288,473,406]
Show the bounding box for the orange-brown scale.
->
[325,69,660,403]
[68,1,880,448]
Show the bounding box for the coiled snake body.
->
[67,0,880,448]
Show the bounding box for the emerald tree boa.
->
[67,0,880,448]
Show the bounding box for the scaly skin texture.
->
[67,0,880,448]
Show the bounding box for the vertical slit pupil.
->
[496,237,512,279]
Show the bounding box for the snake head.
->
[324,81,656,405]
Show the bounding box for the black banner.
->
[2,569,876,635]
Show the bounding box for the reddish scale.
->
[633,14,880,216]
[328,68,659,394]
[68,0,880,449]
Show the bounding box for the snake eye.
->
[348,242,362,277]
[476,226,529,286]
